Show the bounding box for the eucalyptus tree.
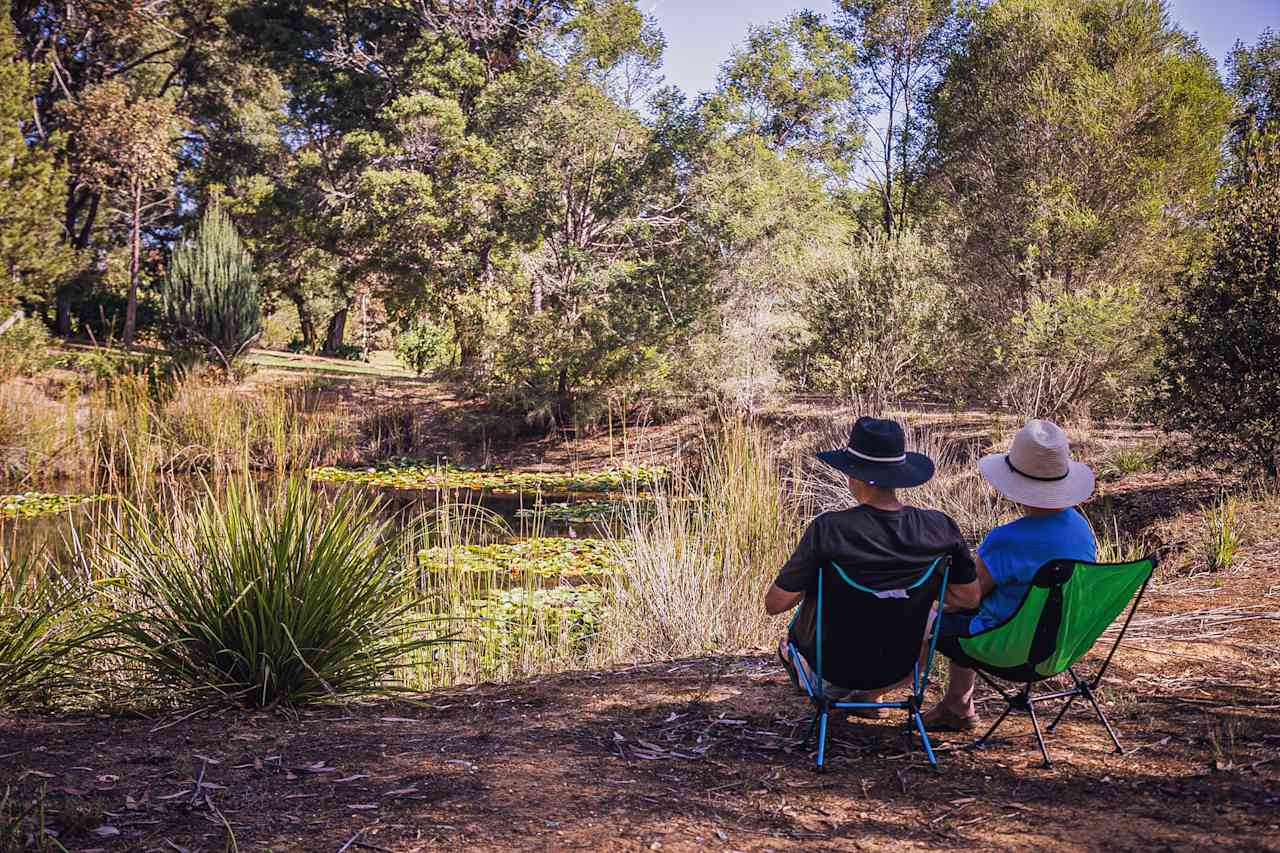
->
[0,16,70,312]
[926,0,1232,415]
[10,0,223,335]
[836,0,962,236]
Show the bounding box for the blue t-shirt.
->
[970,509,1097,634]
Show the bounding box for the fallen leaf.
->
[92,826,121,838]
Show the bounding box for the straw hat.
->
[978,420,1094,510]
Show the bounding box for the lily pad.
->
[0,492,109,519]
[451,586,606,665]
[309,462,667,495]
[419,537,621,577]
[514,500,636,524]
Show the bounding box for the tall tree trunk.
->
[55,286,74,336]
[123,178,142,345]
[322,307,348,355]
[289,290,316,351]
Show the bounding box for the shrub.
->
[162,201,262,372]
[0,316,55,380]
[783,230,957,408]
[997,281,1150,421]
[394,317,455,375]
[98,480,439,705]
[1153,131,1280,476]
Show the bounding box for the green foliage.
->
[931,0,1233,410]
[0,551,90,709]
[1154,131,1280,475]
[0,318,57,379]
[394,317,455,375]
[101,480,439,706]
[784,229,957,405]
[163,201,262,370]
[420,538,621,578]
[704,12,860,173]
[998,282,1150,420]
[1227,28,1280,137]
[0,19,71,310]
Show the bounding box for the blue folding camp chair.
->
[784,556,951,771]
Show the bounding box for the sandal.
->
[921,705,981,732]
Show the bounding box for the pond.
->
[1,463,662,690]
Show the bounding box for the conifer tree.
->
[0,18,71,313]
[163,201,262,371]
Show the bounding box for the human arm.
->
[765,584,804,615]
[766,517,822,616]
[944,553,996,611]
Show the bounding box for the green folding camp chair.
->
[937,554,1158,768]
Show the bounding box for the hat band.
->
[846,447,907,464]
[1005,454,1069,482]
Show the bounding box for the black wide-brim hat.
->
[816,416,935,488]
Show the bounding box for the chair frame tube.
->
[790,557,950,772]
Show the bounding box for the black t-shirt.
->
[776,505,977,654]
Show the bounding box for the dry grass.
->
[605,419,807,660]
[0,372,350,491]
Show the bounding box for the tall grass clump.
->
[1201,496,1242,572]
[607,419,805,659]
[85,374,346,491]
[0,549,92,708]
[96,479,439,706]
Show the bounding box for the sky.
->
[648,0,1280,99]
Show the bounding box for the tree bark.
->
[322,307,348,355]
[123,178,142,345]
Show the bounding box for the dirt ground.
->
[4,555,1278,853]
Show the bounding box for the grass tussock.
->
[1201,496,1242,573]
[606,419,806,660]
[91,479,440,706]
[0,549,94,709]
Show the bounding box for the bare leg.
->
[940,661,977,716]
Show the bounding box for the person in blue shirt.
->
[922,419,1097,732]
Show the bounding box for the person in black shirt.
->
[765,417,981,707]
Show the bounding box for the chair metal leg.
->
[1026,698,1052,768]
[1047,693,1079,733]
[815,710,830,772]
[798,711,819,749]
[911,709,940,769]
[1079,681,1125,755]
[970,701,1016,750]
